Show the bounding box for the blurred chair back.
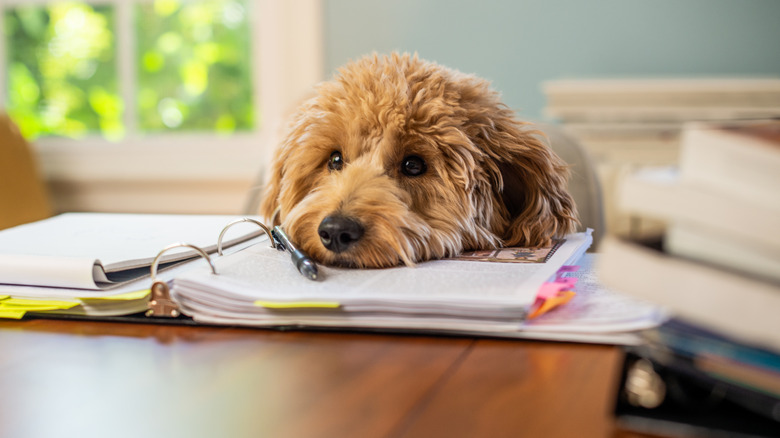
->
[0,114,53,230]
[537,122,605,249]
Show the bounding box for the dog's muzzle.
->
[318,215,364,253]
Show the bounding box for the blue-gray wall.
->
[323,0,780,120]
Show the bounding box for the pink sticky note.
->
[537,282,566,300]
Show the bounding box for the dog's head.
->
[260,53,578,268]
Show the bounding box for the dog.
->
[260,53,578,268]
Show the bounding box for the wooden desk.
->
[0,319,632,438]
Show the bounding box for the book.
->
[167,228,665,342]
[543,78,780,123]
[642,319,780,401]
[543,77,780,106]
[618,159,779,282]
[546,106,780,124]
[618,165,780,242]
[0,213,266,290]
[542,79,780,241]
[666,223,780,284]
[168,228,665,343]
[170,230,594,333]
[613,318,780,437]
[597,236,780,352]
[678,120,780,211]
[614,343,780,438]
[618,166,780,280]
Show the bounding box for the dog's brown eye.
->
[401,155,426,177]
[328,151,344,171]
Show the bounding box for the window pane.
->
[136,0,255,133]
[4,3,121,140]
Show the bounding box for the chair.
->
[537,122,605,249]
[0,114,53,230]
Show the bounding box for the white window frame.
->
[0,0,322,214]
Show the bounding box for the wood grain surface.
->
[0,319,639,438]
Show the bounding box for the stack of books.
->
[542,78,780,236]
[597,120,780,436]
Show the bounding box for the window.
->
[6,3,121,140]
[0,0,322,214]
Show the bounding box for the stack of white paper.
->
[173,231,595,332]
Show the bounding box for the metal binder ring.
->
[151,242,217,281]
[217,217,276,255]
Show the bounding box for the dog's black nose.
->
[318,215,364,253]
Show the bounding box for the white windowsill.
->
[34,130,277,184]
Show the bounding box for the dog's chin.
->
[310,229,474,269]
[312,243,409,269]
[319,253,371,269]
[325,258,360,269]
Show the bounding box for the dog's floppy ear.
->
[259,153,283,225]
[260,96,327,226]
[459,85,579,246]
[491,124,579,247]
[259,108,309,225]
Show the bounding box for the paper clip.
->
[146,242,216,318]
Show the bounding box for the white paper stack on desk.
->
[0,214,665,344]
[172,230,593,331]
[0,213,265,317]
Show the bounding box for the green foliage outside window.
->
[5,3,120,140]
[3,0,254,141]
[136,0,254,133]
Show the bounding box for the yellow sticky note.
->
[254,300,341,309]
[0,309,27,319]
[1,295,26,319]
[528,290,576,319]
[80,289,151,301]
[0,298,80,319]
[1,298,80,310]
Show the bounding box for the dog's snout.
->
[318,215,364,253]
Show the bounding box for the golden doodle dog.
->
[261,53,578,268]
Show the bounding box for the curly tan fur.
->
[260,53,578,268]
